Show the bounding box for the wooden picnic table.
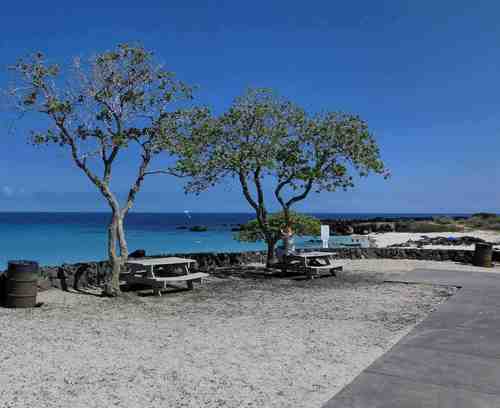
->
[122,257,209,295]
[284,251,344,279]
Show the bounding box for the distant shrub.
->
[471,212,498,220]
[487,223,500,231]
[396,221,462,233]
[189,225,208,232]
[466,214,500,230]
[433,216,454,225]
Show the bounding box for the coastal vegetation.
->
[321,214,500,235]
[395,219,464,233]
[174,89,388,265]
[236,212,320,261]
[6,44,200,295]
[396,214,500,233]
[5,45,390,284]
[465,213,500,231]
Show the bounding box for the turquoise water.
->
[0,212,466,268]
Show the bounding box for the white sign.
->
[320,225,330,248]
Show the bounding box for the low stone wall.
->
[326,247,476,263]
[39,247,499,289]
[41,251,267,289]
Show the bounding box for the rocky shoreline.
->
[387,235,499,248]
[321,213,500,235]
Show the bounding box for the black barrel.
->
[0,271,6,306]
[5,260,39,308]
[473,243,493,268]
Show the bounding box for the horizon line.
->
[0,210,483,215]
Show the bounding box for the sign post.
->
[320,225,330,249]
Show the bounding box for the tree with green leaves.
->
[174,88,388,266]
[236,212,320,260]
[273,110,389,253]
[174,89,301,265]
[6,44,195,295]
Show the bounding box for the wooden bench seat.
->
[122,272,209,294]
[307,266,341,271]
[306,262,344,277]
[153,272,209,282]
[284,260,345,279]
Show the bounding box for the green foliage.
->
[174,88,388,197]
[396,221,463,233]
[466,214,500,230]
[470,212,498,220]
[173,88,302,193]
[172,88,387,264]
[236,212,321,243]
[8,43,194,158]
[189,225,208,232]
[432,216,454,225]
[397,214,500,233]
[6,44,205,291]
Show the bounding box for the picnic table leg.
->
[281,256,288,274]
[328,256,338,277]
[183,263,194,289]
[150,265,161,296]
[305,258,314,279]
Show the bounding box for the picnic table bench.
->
[121,257,209,296]
[283,251,345,279]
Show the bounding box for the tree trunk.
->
[116,214,129,261]
[282,207,292,254]
[266,240,277,267]
[105,212,122,296]
[282,229,291,254]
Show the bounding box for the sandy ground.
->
[0,266,456,408]
[369,230,500,250]
[344,257,500,275]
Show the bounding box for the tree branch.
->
[121,149,152,217]
[246,168,273,241]
[238,170,259,212]
[54,119,102,187]
[144,169,179,176]
[274,174,294,210]
[285,177,314,208]
[253,167,267,222]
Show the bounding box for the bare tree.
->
[7,44,195,295]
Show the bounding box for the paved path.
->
[323,269,500,408]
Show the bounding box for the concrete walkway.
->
[323,269,500,408]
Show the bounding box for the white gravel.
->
[0,269,455,408]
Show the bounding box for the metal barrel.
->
[473,243,493,268]
[0,271,6,306]
[5,260,39,308]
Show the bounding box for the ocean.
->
[0,212,470,268]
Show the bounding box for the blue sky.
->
[0,0,499,213]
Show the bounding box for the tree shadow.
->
[135,285,191,297]
[72,287,106,298]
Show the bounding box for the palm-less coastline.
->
[0,212,471,268]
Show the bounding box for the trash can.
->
[4,260,39,308]
[0,271,6,306]
[473,243,493,268]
